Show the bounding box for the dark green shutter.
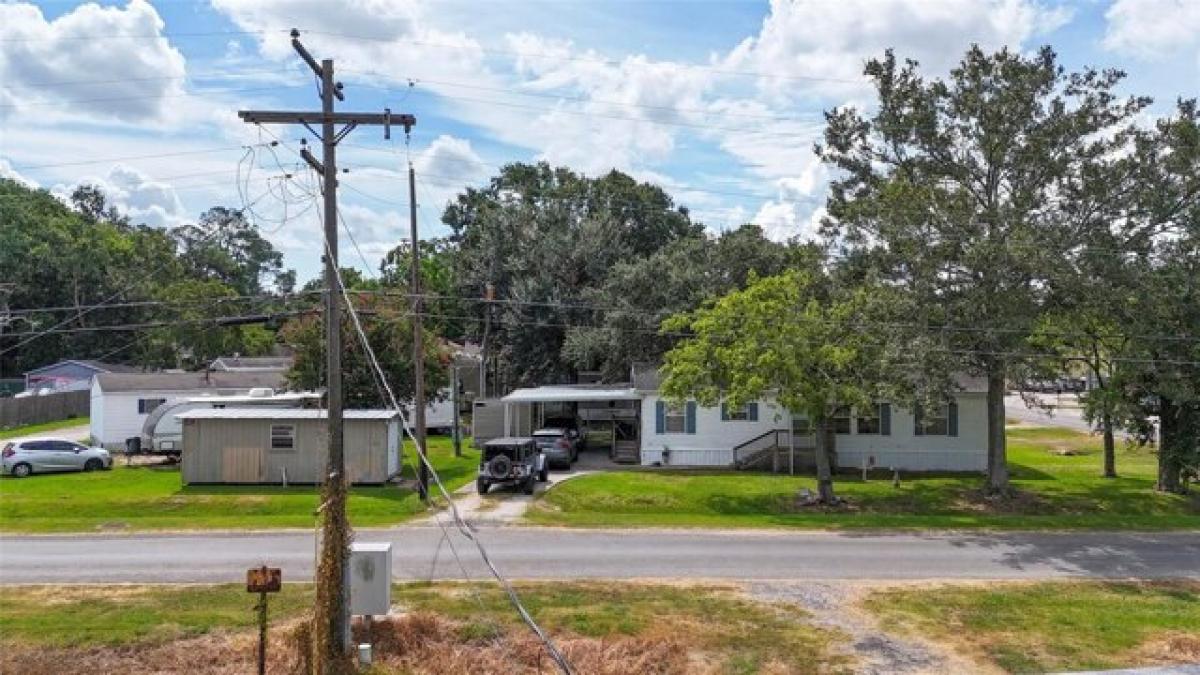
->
[685,401,697,434]
[748,402,759,421]
[655,400,665,434]
[880,403,891,435]
[948,401,958,436]
[914,405,924,436]
[720,402,728,421]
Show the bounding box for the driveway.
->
[1,422,91,445]
[1005,393,1097,433]
[1,529,1196,584]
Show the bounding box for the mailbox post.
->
[246,566,282,675]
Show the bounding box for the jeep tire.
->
[522,476,535,495]
[538,466,549,482]
[476,478,489,495]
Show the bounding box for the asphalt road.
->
[1,528,1196,584]
[1005,393,1098,433]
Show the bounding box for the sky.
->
[1,0,1198,285]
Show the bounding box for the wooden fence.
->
[0,390,89,429]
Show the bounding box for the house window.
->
[664,403,686,434]
[270,424,296,450]
[791,416,812,436]
[721,401,758,421]
[917,405,950,436]
[832,406,852,434]
[138,398,166,414]
[857,404,881,434]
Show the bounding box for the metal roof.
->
[176,408,398,420]
[96,371,286,393]
[501,385,641,403]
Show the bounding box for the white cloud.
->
[0,1,186,122]
[751,200,823,242]
[0,158,38,189]
[54,164,187,227]
[723,0,1072,100]
[1103,0,1200,60]
[415,134,486,183]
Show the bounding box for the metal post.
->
[256,590,268,675]
[451,365,462,457]
[409,163,429,500]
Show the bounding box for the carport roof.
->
[501,385,641,403]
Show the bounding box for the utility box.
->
[349,542,392,616]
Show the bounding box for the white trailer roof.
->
[501,386,641,403]
[176,409,398,420]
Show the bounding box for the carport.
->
[499,385,643,463]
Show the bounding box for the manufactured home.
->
[485,369,988,473]
[24,360,142,394]
[89,371,286,450]
[177,408,401,485]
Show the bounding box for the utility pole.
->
[409,163,429,499]
[450,362,462,457]
[238,29,415,673]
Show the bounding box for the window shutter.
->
[880,403,891,435]
[655,400,665,434]
[748,402,759,421]
[914,405,924,436]
[685,401,697,434]
[720,402,728,421]
[948,401,959,436]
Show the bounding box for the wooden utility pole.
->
[409,163,429,499]
[238,29,415,672]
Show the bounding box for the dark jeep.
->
[477,437,548,495]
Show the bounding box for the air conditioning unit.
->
[349,542,392,616]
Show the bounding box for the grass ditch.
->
[0,581,851,674]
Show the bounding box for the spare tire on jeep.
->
[486,454,512,479]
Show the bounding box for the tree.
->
[279,292,446,409]
[138,279,275,370]
[379,237,469,341]
[660,268,898,503]
[818,46,1150,494]
[172,207,288,296]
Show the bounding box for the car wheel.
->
[84,458,103,472]
[523,477,535,495]
[10,462,32,478]
[538,467,549,482]
[476,478,489,495]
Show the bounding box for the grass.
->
[865,580,1200,673]
[528,426,1200,530]
[0,582,848,674]
[0,416,89,440]
[0,436,478,533]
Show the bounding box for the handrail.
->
[732,429,790,467]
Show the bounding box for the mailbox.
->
[349,542,392,616]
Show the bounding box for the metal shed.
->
[177,408,401,485]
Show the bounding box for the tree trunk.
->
[1157,397,1183,494]
[813,418,837,504]
[985,365,1010,493]
[1102,412,1117,478]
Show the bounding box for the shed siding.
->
[181,416,397,485]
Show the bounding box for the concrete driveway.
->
[1,422,91,445]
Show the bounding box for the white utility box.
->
[349,542,392,616]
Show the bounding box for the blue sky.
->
[2,0,1198,285]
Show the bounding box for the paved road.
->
[1005,393,1102,434]
[1,528,1196,584]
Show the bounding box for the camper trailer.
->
[133,389,320,456]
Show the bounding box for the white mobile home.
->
[177,408,401,485]
[496,374,988,473]
[89,371,287,450]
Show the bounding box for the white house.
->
[90,371,287,450]
[495,373,988,473]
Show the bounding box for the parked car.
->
[477,437,547,495]
[1,439,112,478]
[532,427,579,468]
[543,417,587,452]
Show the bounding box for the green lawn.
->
[528,426,1200,529]
[865,580,1200,673]
[0,416,89,440]
[0,436,478,533]
[0,582,847,674]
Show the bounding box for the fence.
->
[0,390,89,429]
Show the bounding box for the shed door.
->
[221,446,263,483]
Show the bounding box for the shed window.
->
[138,398,166,414]
[664,403,686,434]
[270,424,296,450]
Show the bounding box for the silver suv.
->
[1,438,112,477]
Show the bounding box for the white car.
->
[1,438,113,477]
